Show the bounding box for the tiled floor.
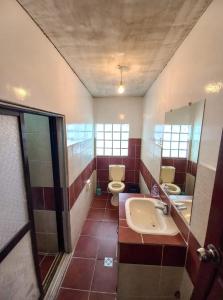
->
[57,194,118,300]
[38,253,57,282]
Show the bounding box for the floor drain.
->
[104,257,113,267]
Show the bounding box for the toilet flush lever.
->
[196,244,221,264]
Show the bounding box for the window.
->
[95,123,129,156]
[162,125,191,158]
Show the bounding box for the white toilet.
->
[108,165,125,206]
[160,166,181,195]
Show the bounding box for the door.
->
[192,130,223,299]
[0,110,43,299]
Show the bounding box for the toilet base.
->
[111,194,119,207]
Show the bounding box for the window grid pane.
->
[95,123,129,156]
[162,124,190,158]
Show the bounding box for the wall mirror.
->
[160,100,205,225]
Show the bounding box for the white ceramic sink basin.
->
[125,197,179,235]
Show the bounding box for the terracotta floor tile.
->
[103,210,119,222]
[92,198,107,209]
[81,220,103,237]
[57,288,89,300]
[62,258,95,290]
[97,238,117,260]
[91,260,117,293]
[106,199,118,210]
[118,227,142,244]
[87,208,106,221]
[100,222,118,240]
[74,236,99,258]
[94,194,109,200]
[89,292,116,300]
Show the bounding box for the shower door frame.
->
[0,101,69,298]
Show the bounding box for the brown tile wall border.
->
[69,158,96,210]
[96,138,141,192]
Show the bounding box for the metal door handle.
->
[197,244,221,264]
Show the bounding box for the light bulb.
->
[118,84,125,94]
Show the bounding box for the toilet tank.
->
[160,166,175,183]
[109,165,125,181]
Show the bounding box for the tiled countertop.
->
[118,193,187,266]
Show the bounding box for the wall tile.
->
[162,246,186,267]
[119,243,162,265]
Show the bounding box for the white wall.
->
[94,97,143,138]
[0,0,93,125]
[0,1,95,296]
[141,0,223,293]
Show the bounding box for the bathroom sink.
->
[125,197,179,235]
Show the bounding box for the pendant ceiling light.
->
[118,65,125,94]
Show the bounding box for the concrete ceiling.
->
[18,0,212,97]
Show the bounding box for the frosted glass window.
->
[113,149,120,156]
[105,132,112,140]
[180,134,188,142]
[96,132,104,140]
[105,124,112,132]
[121,141,128,148]
[163,133,171,141]
[95,123,129,156]
[172,134,179,141]
[121,132,129,140]
[162,124,190,158]
[96,148,104,155]
[121,124,129,131]
[105,141,112,148]
[172,125,180,133]
[163,141,170,149]
[121,149,128,156]
[171,142,179,149]
[113,141,120,149]
[0,115,28,249]
[181,125,189,133]
[164,125,171,132]
[113,132,120,140]
[96,140,104,148]
[105,148,112,156]
[171,150,178,157]
[162,149,170,157]
[179,142,187,150]
[113,124,121,131]
[96,124,104,131]
[179,150,187,158]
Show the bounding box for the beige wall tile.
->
[36,232,58,253]
[34,210,57,234]
[180,270,194,300]
[159,266,184,297]
[118,264,161,298]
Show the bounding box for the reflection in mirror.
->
[160,100,205,225]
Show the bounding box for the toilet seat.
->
[161,183,181,195]
[108,181,125,193]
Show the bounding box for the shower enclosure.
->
[0,103,69,298]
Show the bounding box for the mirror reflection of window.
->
[160,100,205,225]
[162,124,191,158]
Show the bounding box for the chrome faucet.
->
[155,201,170,215]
